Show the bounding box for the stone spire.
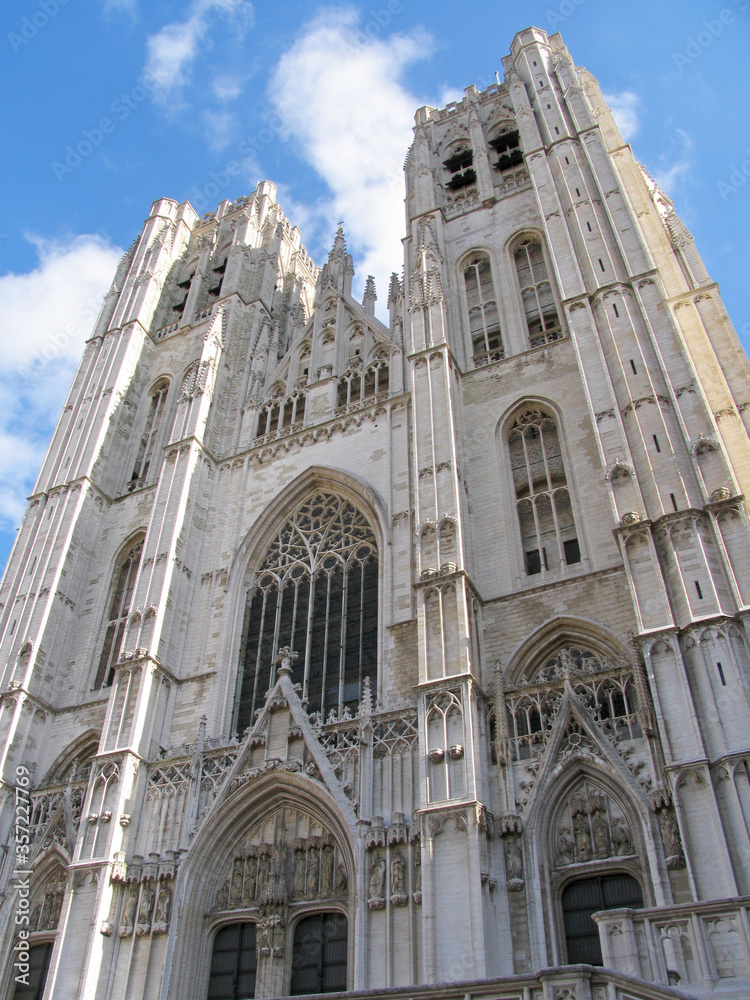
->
[318,223,354,297]
[362,275,376,317]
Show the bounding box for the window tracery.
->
[505,644,642,761]
[335,361,389,412]
[513,237,562,347]
[255,390,307,439]
[128,378,169,492]
[236,493,377,730]
[463,254,504,366]
[95,536,144,689]
[508,407,580,576]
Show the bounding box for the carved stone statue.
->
[574,813,592,862]
[136,884,155,934]
[556,827,574,867]
[216,878,230,910]
[258,916,272,956]
[48,890,63,930]
[271,912,285,956]
[413,843,422,892]
[257,846,271,897]
[611,817,633,856]
[660,809,683,859]
[153,885,171,932]
[321,845,334,897]
[504,836,523,881]
[229,857,244,908]
[592,811,610,858]
[335,861,347,895]
[242,854,258,906]
[293,848,306,898]
[391,851,406,896]
[369,857,386,900]
[120,887,139,936]
[306,845,320,898]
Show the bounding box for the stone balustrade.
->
[594,896,750,999]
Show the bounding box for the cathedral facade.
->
[1,25,749,1000]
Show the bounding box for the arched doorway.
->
[207,923,257,999]
[290,913,348,994]
[562,873,642,964]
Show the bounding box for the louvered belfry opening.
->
[236,492,378,731]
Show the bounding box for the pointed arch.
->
[166,773,356,1000]
[503,615,629,689]
[93,531,146,689]
[41,730,101,786]
[228,469,386,729]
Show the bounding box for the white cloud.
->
[103,0,137,17]
[603,90,640,142]
[144,0,254,102]
[202,109,236,151]
[269,7,435,296]
[655,127,693,195]
[0,236,122,531]
[213,74,243,102]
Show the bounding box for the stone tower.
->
[1,26,749,1000]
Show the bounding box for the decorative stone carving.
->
[504,835,524,889]
[611,817,633,856]
[119,886,139,937]
[368,856,386,908]
[213,807,348,910]
[366,816,387,850]
[554,782,635,868]
[556,827,575,867]
[659,808,686,868]
[136,883,155,935]
[390,850,407,904]
[321,844,334,897]
[153,885,171,933]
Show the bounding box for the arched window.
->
[508,407,580,576]
[513,238,562,347]
[290,913,348,995]
[463,254,503,366]
[236,493,378,729]
[128,378,169,492]
[207,923,257,1000]
[13,943,53,1000]
[562,874,642,964]
[94,536,144,688]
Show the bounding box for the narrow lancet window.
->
[463,254,503,366]
[128,378,169,491]
[95,536,144,688]
[513,238,562,348]
[508,407,580,576]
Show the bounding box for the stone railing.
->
[594,896,750,999]
[285,967,694,1000]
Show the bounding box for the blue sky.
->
[1,0,749,571]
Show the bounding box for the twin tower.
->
[1,26,749,1000]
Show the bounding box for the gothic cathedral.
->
[1,26,749,1000]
